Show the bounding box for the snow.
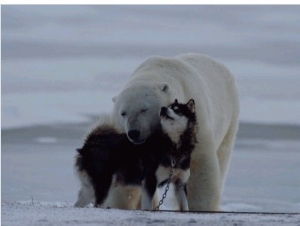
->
[2,202,300,226]
[1,90,115,129]
[35,137,58,144]
[2,5,300,225]
[2,58,300,129]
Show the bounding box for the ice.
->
[35,137,58,144]
[1,90,115,129]
[2,6,300,129]
[2,57,300,129]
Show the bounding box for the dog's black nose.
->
[160,107,167,116]
[128,130,140,140]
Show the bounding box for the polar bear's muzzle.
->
[128,130,140,141]
[127,130,146,144]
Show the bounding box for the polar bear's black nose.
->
[128,130,140,140]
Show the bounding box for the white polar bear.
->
[109,53,239,211]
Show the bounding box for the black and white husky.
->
[74,99,197,211]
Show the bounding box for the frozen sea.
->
[1,5,300,225]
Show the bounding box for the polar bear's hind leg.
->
[217,119,239,193]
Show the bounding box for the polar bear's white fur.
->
[109,53,239,211]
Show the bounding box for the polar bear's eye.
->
[141,108,148,113]
[121,111,127,117]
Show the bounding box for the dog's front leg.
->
[175,169,190,211]
[175,183,189,211]
[141,174,157,210]
[74,182,95,208]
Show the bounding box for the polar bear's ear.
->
[159,83,169,93]
[112,96,117,103]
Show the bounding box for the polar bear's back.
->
[176,53,238,103]
[131,53,234,87]
[130,53,238,108]
[177,53,239,136]
[176,53,233,81]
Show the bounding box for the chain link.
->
[154,158,176,211]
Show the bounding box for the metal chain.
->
[154,158,176,211]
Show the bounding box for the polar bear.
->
[109,53,239,211]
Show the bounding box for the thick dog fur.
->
[75,100,197,210]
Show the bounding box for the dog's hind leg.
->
[93,174,113,208]
[74,170,94,207]
[74,183,94,207]
[141,174,157,210]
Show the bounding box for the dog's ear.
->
[174,99,178,104]
[187,99,195,113]
[76,148,83,154]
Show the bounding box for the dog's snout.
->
[128,130,141,140]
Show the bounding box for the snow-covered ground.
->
[2,202,300,226]
[1,5,300,225]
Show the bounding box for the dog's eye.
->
[141,108,148,113]
[121,111,127,117]
[174,109,181,114]
[172,106,181,114]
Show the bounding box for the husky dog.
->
[74,99,197,211]
[142,99,197,211]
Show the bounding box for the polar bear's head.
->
[112,83,170,144]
